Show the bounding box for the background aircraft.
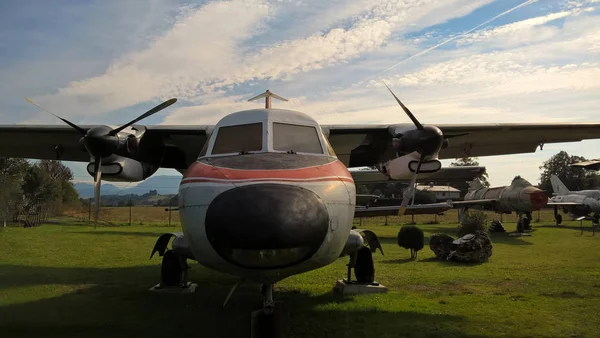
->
[452,176,548,231]
[570,158,600,171]
[6,88,600,332]
[548,175,600,225]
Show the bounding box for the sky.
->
[1,0,599,188]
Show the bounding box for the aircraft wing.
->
[5,121,600,171]
[547,201,585,206]
[355,194,381,206]
[351,166,485,184]
[570,159,600,170]
[450,199,499,208]
[324,123,600,167]
[354,203,452,217]
[0,125,208,170]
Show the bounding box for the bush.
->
[397,225,425,259]
[458,210,488,236]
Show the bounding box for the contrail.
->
[371,0,539,79]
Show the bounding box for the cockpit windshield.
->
[212,122,263,155]
[273,122,323,154]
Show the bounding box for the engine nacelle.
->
[87,155,159,182]
[376,152,441,180]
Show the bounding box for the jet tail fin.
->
[468,178,484,191]
[550,175,570,195]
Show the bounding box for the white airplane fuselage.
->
[176,108,356,284]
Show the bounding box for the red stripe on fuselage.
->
[182,159,353,184]
[181,177,355,184]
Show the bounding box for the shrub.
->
[458,210,488,236]
[397,225,425,259]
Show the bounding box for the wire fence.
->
[63,205,180,227]
[54,205,567,229]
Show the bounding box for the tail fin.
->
[468,178,484,191]
[550,175,570,195]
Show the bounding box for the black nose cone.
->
[205,184,329,269]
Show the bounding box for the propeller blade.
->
[109,98,178,136]
[381,82,423,130]
[25,97,86,135]
[398,153,426,216]
[93,157,102,226]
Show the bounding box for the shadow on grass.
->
[535,223,597,235]
[488,233,534,246]
[74,230,165,237]
[380,257,417,265]
[0,264,483,338]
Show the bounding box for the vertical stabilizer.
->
[468,178,484,191]
[550,175,570,195]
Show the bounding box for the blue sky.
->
[1,0,599,187]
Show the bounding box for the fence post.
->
[129,198,132,226]
[168,203,172,227]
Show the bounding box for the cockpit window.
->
[212,123,263,155]
[273,122,323,154]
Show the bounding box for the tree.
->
[539,151,595,192]
[0,158,28,224]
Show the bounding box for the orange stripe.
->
[183,160,352,180]
[180,177,355,185]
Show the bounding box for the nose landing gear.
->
[517,212,532,233]
[251,283,284,338]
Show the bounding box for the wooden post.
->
[129,198,132,226]
[168,199,172,227]
[384,216,388,226]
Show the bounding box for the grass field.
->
[1,217,599,338]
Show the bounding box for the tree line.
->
[0,158,78,227]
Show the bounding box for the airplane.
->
[7,86,600,334]
[570,158,600,170]
[451,176,548,232]
[547,175,600,225]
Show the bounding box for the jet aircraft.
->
[452,176,548,232]
[548,175,600,225]
[6,86,600,333]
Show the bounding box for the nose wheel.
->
[251,283,283,338]
[517,213,532,233]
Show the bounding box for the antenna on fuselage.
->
[248,89,288,109]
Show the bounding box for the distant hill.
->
[74,175,181,198]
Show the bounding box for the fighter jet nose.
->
[528,190,548,209]
[205,184,329,269]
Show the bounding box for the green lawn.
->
[1,220,599,338]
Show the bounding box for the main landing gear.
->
[554,206,563,226]
[150,233,194,291]
[251,283,283,338]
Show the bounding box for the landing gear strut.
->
[554,206,563,226]
[251,283,283,338]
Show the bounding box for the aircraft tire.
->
[517,219,524,233]
[523,218,531,230]
[251,304,283,338]
[161,250,184,286]
[555,214,562,225]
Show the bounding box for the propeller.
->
[25,97,178,224]
[381,82,445,216]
